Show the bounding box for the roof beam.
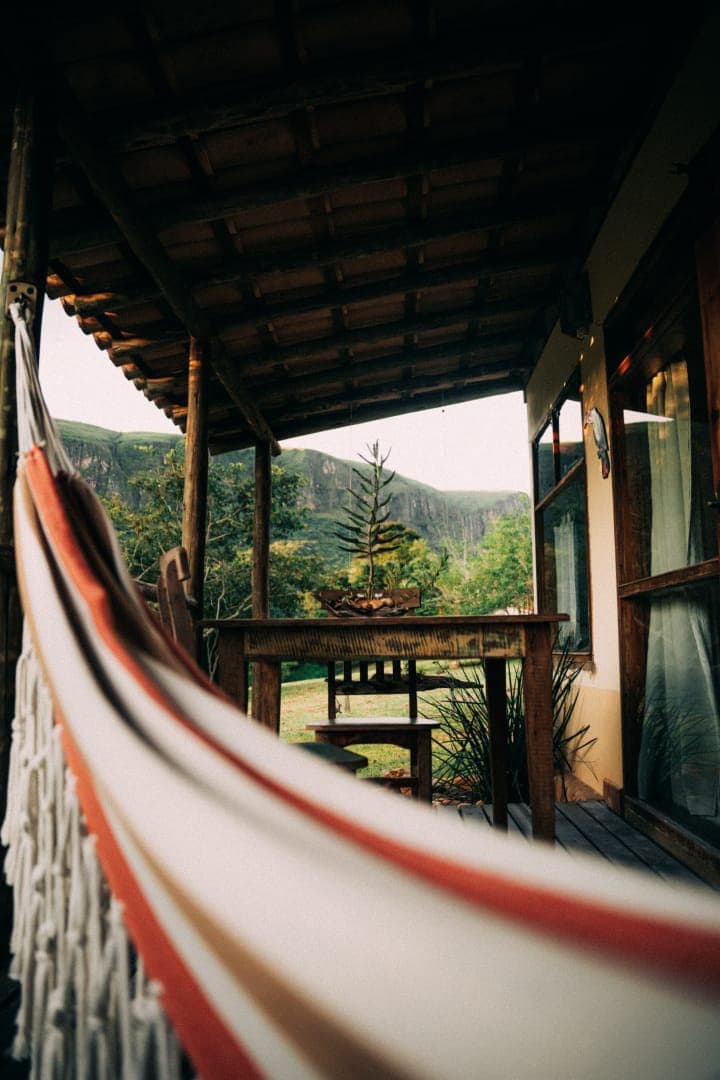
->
[51,182,590,267]
[57,248,566,332]
[230,296,545,374]
[97,21,644,153]
[210,376,526,453]
[222,252,563,335]
[55,96,281,455]
[254,351,527,408]
[187,186,589,294]
[47,125,610,252]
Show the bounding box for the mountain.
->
[56,419,529,563]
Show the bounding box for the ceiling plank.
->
[229,296,545,372]
[96,21,645,152]
[186,186,589,293]
[51,181,590,265]
[256,355,527,409]
[48,124,611,251]
[224,252,563,334]
[248,333,524,396]
[210,376,526,453]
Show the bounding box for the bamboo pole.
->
[0,84,54,958]
[181,338,209,659]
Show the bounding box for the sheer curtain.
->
[638,361,720,817]
[553,512,578,648]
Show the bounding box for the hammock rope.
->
[3,301,720,1079]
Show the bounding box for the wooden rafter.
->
[210,375,526,453]
[95,20,646,153]
[239,333,525,393]
[50,181,590,266]
[255,356,527,409]
[229,296,544,372]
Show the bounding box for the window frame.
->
[532,369,592,657]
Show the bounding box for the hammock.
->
[3,300,720,1079]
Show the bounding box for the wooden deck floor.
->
[455,799,715,890]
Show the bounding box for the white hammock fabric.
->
[3,300,720,1078]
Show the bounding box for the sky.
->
[38,294,532,494]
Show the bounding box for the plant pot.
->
[317,588,421,618]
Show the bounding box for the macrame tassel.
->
[3,638,188,1079]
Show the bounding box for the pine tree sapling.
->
[333,441,405,598]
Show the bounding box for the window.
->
[533,370,590,652]
[607,264,720,849]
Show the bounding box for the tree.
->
[104,446,323,619]
[458,510,533,614]
[333,441,405,597]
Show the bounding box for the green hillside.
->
[56,419,529,564]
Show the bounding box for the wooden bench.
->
[296,742,368,773]
[306,716,440,802]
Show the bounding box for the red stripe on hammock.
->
[24,445,720,996]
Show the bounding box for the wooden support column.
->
[251,439,280,730]
[0,83,54,958]
[181,338,209,659]
[485,658,508,830]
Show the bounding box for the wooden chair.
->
[310,588,440,801]
[318,588,422,719]
[156,546,197,659]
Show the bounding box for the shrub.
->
[431,642,596,803]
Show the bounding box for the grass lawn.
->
[274,661,481,780]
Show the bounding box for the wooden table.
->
[205,615,565,842]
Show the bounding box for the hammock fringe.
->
[2,634,181,1080]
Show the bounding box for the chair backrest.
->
[157,546,197,658]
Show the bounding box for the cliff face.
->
[280,448,527,550]
[58,421,179,509]
[57,420,529,553]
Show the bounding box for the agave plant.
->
[333,441,405,598]
[431,640,596,803]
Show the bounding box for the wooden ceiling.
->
[1,2,707,453]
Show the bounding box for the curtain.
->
[638,361,720,817]
[553,512,578,648]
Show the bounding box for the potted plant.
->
[318,442,419,616]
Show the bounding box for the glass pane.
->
[620,330,717,579]
[557,396,584,479]
[535,421,555,501]
[638,579,720,847]
[539,469,590,651]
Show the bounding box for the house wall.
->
[525,9,720,793]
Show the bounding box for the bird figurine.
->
[584,407,610,478]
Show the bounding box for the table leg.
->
[522,625,555,843]
[251,660,282,734]
[328,662,337,720]
[416,731,432,803]
[217,633,249,712]
[485,658,508,831]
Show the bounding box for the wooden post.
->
[251,439,279,729]
[181,337,209,659]
[485,658,508,830]
[0,84,54,958]
[522,624,556,842]
[252,439,272,619]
